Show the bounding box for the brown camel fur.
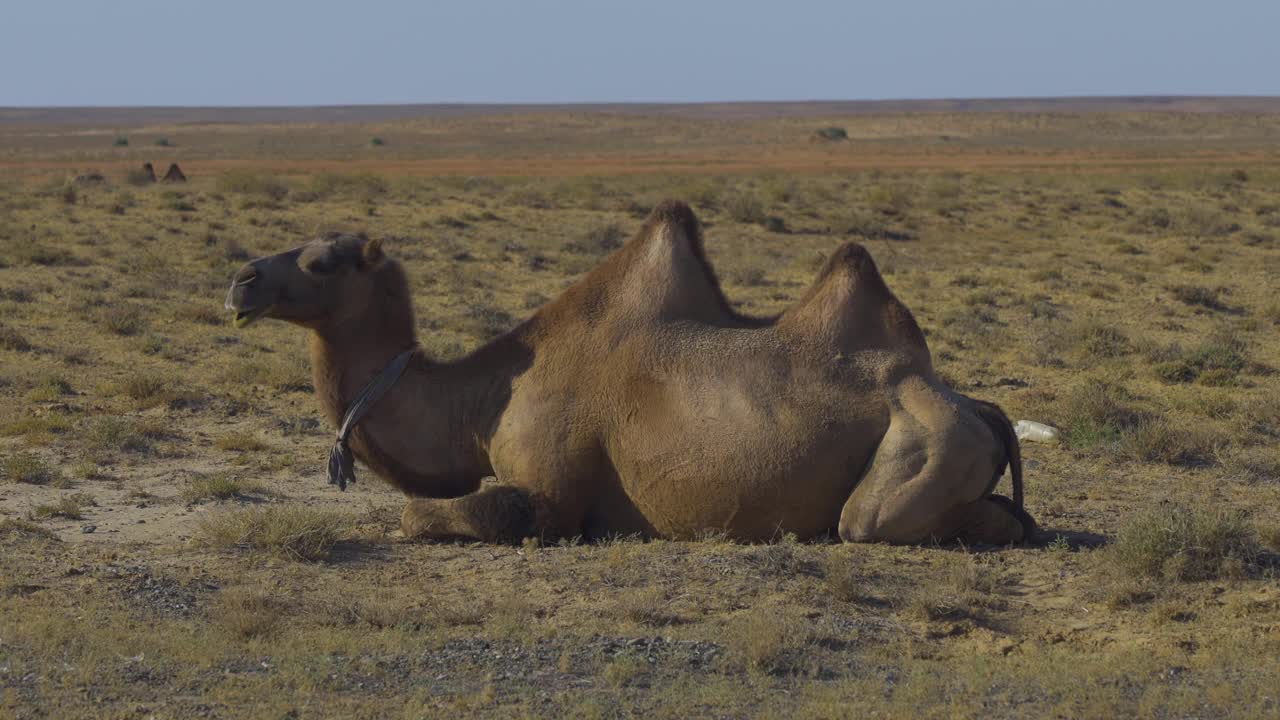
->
[161,163,186,182]
[224,201,1035,546]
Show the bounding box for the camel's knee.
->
[838,511,929,545]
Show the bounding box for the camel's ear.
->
[362,237,385,267]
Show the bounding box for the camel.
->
[224,201,1035,546]
[161,163,186,183]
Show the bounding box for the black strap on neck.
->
[327,349,415,491]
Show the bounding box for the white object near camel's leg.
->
[1015,420,1061,443]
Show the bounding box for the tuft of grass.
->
[312,591,412,629]
[197,506,352,561]
[182,473,260,504]
[31,493,95,520]
[1107,503,1257,582]
[723,191,766,225]
[3,452,54,484]
[1059,379,1143,452]
[725,608,807,674]
[1154,328,1248,385]
[1,413,73,441]
[0,325,32,352]
[215,432,269,453]
[603,653,650,688]
[86,417,160,453]
[565,223,625,255]
[0,518,57,540]
[823,550,871,604]
[1069,319,1131,359]
[99,306,146,336]
[1170,284,1230,312]
[612,586,681,627]
[1119,417,1221,466]
[216,171,289,203]
[25,375,72,402]
[216,587,284,639]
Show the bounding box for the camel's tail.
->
[969,398,1023,511]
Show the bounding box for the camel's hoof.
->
[988,494,1039,544]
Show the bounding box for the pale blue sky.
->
[3,0,1278,106]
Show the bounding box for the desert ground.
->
[1,100,1279,718]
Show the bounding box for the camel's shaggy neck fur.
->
[306,260,515,498]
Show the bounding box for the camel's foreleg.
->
[400,484,537,544]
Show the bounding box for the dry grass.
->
[2,452,54,485]
[3,107,1280,717]
[181,473,261,503]
[216,586,285,639]
[196,506,352,561]
[724,607,809,674]
[1105,503,1258,582]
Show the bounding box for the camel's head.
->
[225,231,386,330]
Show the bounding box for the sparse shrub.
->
[1139,207,1172,230]
[369,136,385,147]
[1107,503,1257,582]
[154,137,172,147]
[464,301,515,340]
[1177,206,1237,238]
[566,223,625,255]
[306,172,389,199]
[835,208,889,239]
[87,417,153,453]
[26,375,72,402]
[221,236,250,262]
[0,326,32,352]
[723,191,766,225]
[612,586,681,627]
[1070,319,1131,359]
[182,473,258,504]
[3,452,53,484]
[726,608,807,674]
[1060,379,1143,452]
[113,137,129,147]
[813,126,848,141]
[216,171,289,203]
[0,518,56,540]
[215,432,268,452]
[823,550,869,604]
[216,587,284,638]
[197,506,351,561]
[1119,417,1220,466]
[1153,328,1248,384]
[125,168,154,186]
[867,184,913,217]
[1170,284,1229,311]
[603,653,649,688]
[100,306,145,336]
[312,591,411,629]
[31,493,94,520]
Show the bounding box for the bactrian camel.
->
[224,201,1036,545]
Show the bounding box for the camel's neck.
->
[306,263,518,497]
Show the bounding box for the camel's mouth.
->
[232,305,273,328]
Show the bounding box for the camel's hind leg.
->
[837,401,1029,545]
[400,485,536,544]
